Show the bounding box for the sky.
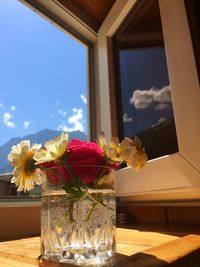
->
[119,47,175,138]
[0,0,87,146]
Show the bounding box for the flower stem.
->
[93,163,109,186]
[84,202,97,222]
[57,211,69,228]
[85,192,106,207]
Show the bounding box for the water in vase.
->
[41,189,116,265]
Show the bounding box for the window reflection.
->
[119,47,178,159]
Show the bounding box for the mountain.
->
[137,119,178,160]
[0,129,87,174]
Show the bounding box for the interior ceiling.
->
[55,0,162,34]
[55,0,116,32]
[123,0,162,34]
[112,0,162,37]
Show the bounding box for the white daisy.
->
[34,132,69,164]
[8,140,42,192]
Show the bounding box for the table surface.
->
[0,228,200,267]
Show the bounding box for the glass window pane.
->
[119,46,178,159]
[0,0,88,198]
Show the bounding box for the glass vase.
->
[41,165,116,266]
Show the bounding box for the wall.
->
[0,206,40,241]
[118,204,200,235]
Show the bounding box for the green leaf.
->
[62,181,86,200]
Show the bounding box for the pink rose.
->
[65,139,105,184]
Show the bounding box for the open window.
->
[113,0,178,161]
[97,0,200,201]
[1,0,200,203]
[1,0,200,241]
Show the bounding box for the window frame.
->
[184,0,200,82]
[97,0,200,201]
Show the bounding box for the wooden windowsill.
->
[0,228,200,266]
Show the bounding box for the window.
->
[98,0,200,200]
[118,47,178,160]
[112,0,178,161]
[1,0,199,204]
[0,0,89,199]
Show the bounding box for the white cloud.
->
[130,85,171,109]
[58,108,84,132]
[155,103,169,110]
[10,106,16,111]
[80,94,87,104]
[58,110,67,117]
[55,100,59,106]
[130,89,154,109]
[24,121,30,129]
[3,112,16,128]
[0,103,4,108]
[123,113,133,123]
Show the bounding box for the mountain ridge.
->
[0,129,87,174]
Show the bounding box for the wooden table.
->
[0,228,200,266]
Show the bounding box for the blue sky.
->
[0,0,87,146]
[119,47,174,138]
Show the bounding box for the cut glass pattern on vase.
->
[41,189,116,265]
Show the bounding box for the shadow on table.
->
[38,248,200,267]
[115,252,168,267]
[115,250,200,267]
[38,253,168,267]
[122,224,200,237]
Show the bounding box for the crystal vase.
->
[41,165,116,265]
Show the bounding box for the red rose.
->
[40,161,71,185]
[64,139,105,184]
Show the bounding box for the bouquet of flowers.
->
[8,132,147,264]
[7,132,147,194]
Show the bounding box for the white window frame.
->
[97,0,200,201]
